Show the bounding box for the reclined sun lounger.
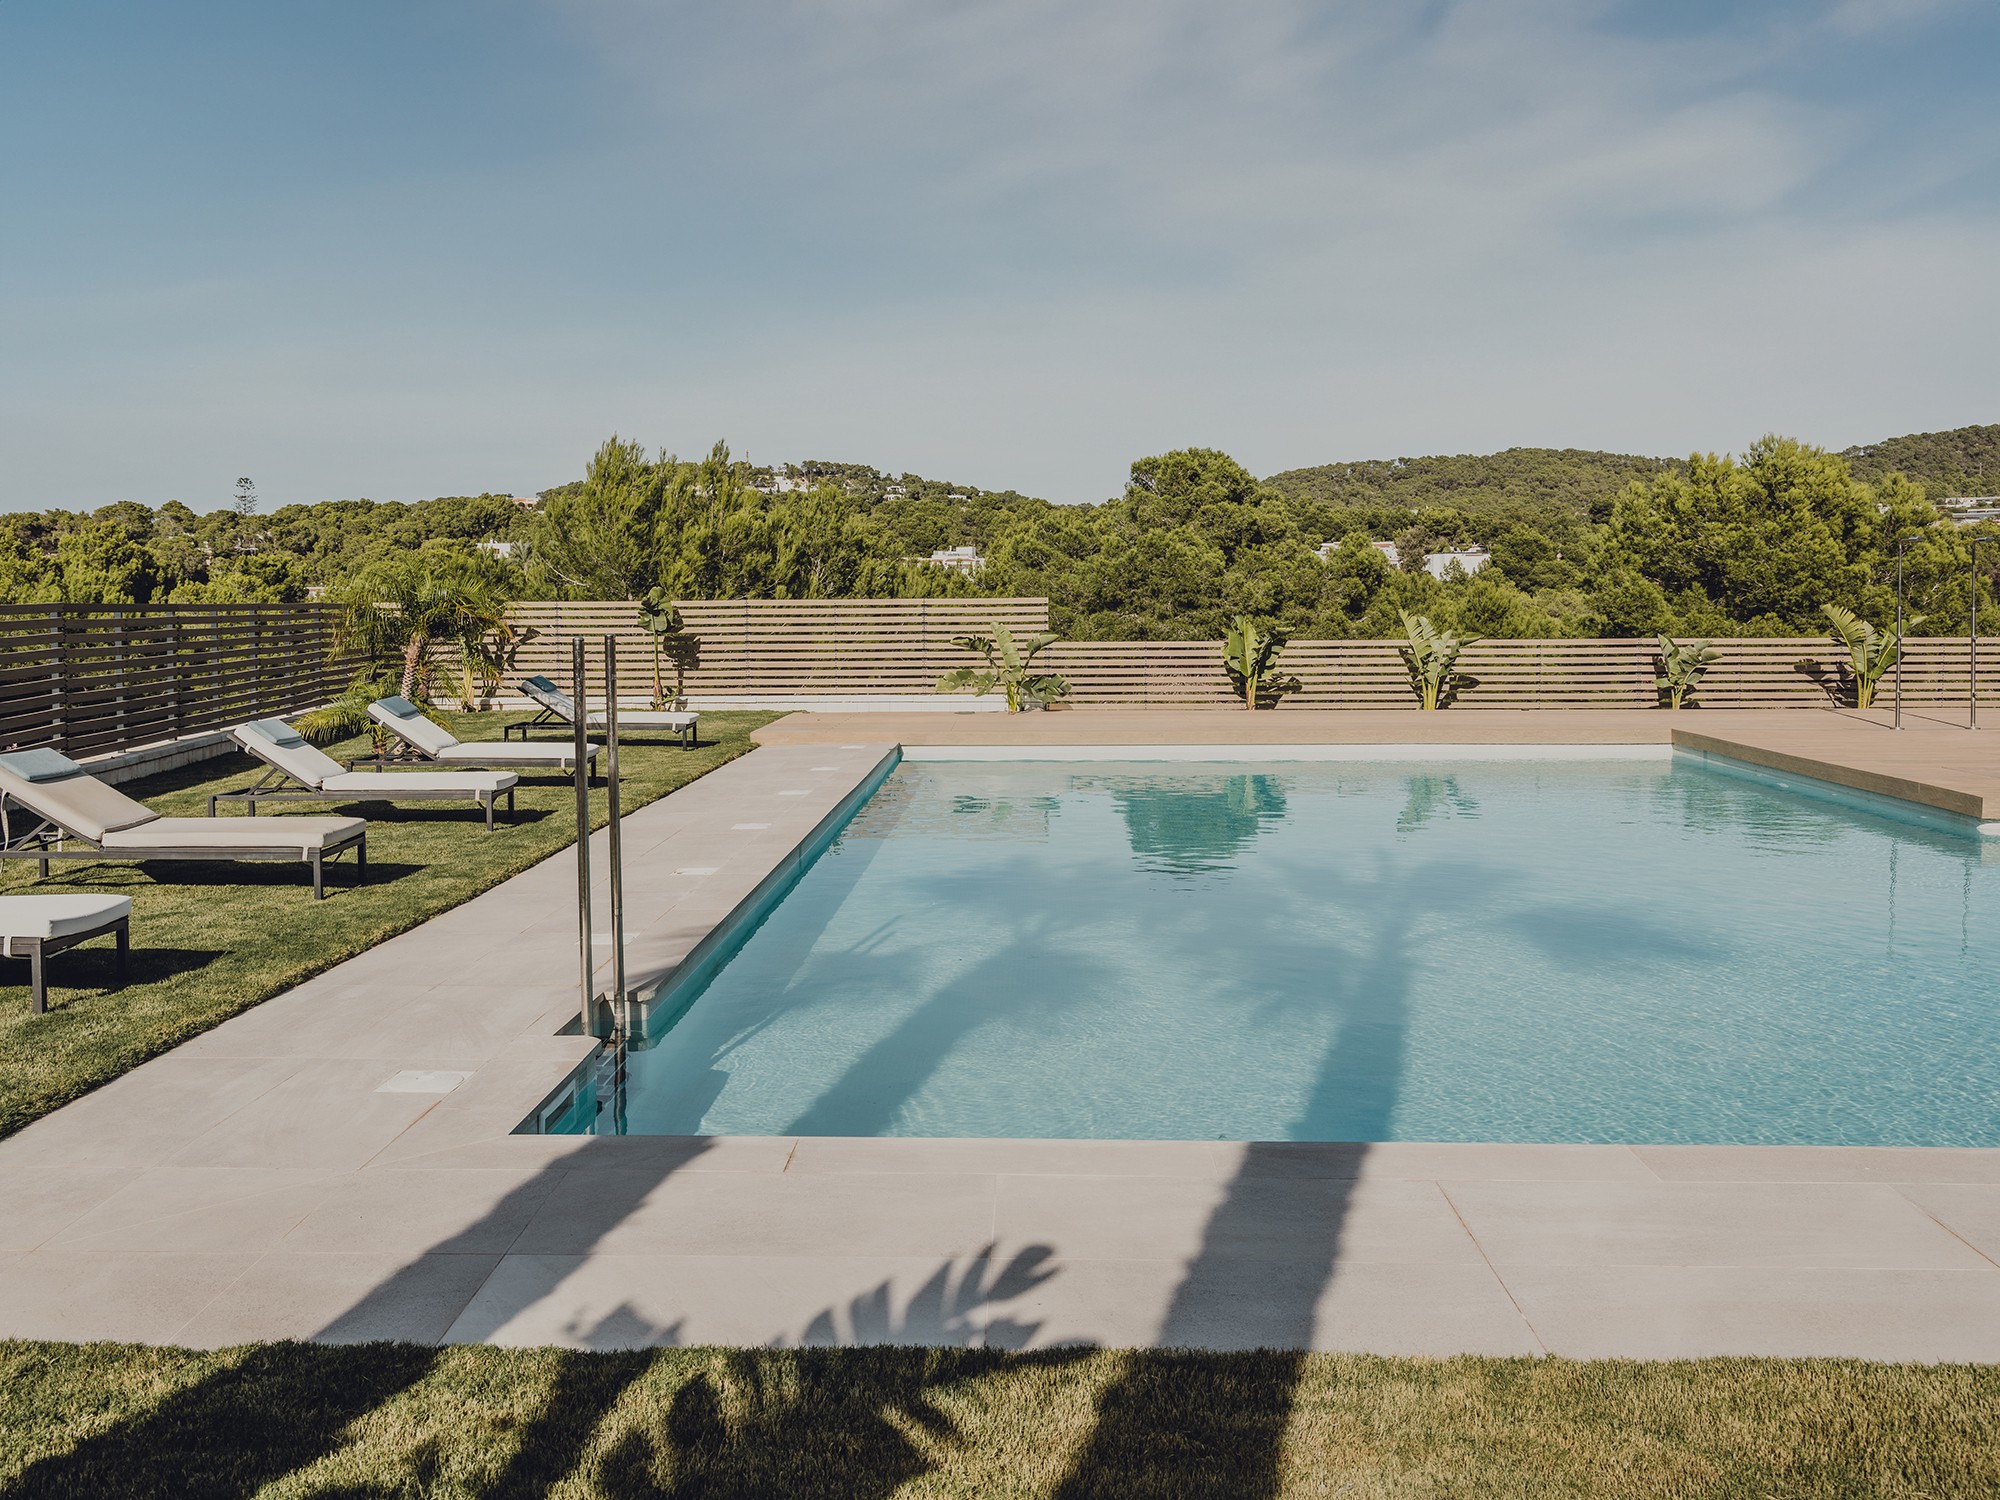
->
[364,696,600,777]
[219,719,519,831]
[505,675,699,749]
[0,749,365,899]
[2,893,129,1014]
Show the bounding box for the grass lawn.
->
[0,1340,1995,1498]
[0,710,776,1138]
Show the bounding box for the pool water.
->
[589,756,2000,1146]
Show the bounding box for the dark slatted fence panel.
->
[0,604,359,757]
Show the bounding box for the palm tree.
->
[329,558,515,709]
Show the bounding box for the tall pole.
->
[1973,537,1992,731]
[571,636,595,1033]
[603,634,627,1012]
[1894,541,1906,730]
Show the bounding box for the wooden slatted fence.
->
[1042,637,2000,709]
[0,604,360,758]
[497,599,1052,698]
[492,601,2000,711]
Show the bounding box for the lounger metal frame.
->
[0,794,367,900]
[348,728,601,782]
[207,765,516,831]
[5,912,127,1014]
[504,682,698,749]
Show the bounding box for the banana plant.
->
[1398,610,1480,710]
[936,622,1071,712]
[637,587,691,710]
[1821,603,1899,709]
[1221,615,1300,710]
[1654,636,1720,710]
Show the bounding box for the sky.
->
[1,0,1996,512]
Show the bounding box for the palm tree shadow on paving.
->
[3,1142,1086,1498]
[0,1138,713,1499]
[1049,850,1492,1500]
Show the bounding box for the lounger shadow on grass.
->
[2,945,223,1012]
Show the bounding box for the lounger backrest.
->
[366,697,458,757]
[0,749,160,844]
[520,675,581,722]
[235,718,344,789]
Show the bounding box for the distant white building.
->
[476,539,516,560]
[1315,538,1491,579]
[1942,497,2000,525]
[921,545,983,574]
[1422,547,1490,580]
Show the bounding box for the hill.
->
[1260,448,1676,522]
[1261,425,2000,521]
[1841,425,2000,499]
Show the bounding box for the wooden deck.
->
[753,705,2000,822]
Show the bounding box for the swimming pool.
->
[554,752,2000,1146]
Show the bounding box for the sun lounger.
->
[363,696,601,777]
[2,894,129,1014]
[504,675,699,749]
[0,749,365,899]
[220,719,519,830]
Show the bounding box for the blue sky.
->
[2,0,1996,511]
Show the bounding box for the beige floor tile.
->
[0,1056,302,1168]
[1445,1179,1991,1270]
[283,1167,564,1254]
[168,1058,449,1171]
[1497,1263,2000,1360]
[46,1167,339,1254]
[0,1249,257,1342]
[1896,1183,2000,1264]
[0,1166,140,1250]
[1633,1144,2000,1184]
[176,1251,501,1346]
[511,1168,998,1258]
[446,1247,1055,1349]
[993,1175,1482,1265]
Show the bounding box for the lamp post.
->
[1973,536,1996,731]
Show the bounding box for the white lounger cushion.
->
[0,894,131,950]
[602,711,697,730]
[433,741,594,768]
[235,719,348,788]
[100,816,364,854]
[368,697,597,768]
[236,719,515,794]
[320,770,515,794]
[0,751,159,843]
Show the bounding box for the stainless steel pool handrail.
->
[572,637,595,1033]
[604,634,628,1013]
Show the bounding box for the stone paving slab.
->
[2,733,1999,1357]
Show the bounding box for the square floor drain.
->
[777,789,809,796]
[376,1070,472,1095]
[811,765,838,771]
[732,822,769,830]
[677,866,720,875]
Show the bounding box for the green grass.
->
[0,1341,1994,1498]
[0,710,777,1138]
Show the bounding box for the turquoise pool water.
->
[582,755,2000,1145]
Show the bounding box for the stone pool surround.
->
[1,719,1997,1358]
